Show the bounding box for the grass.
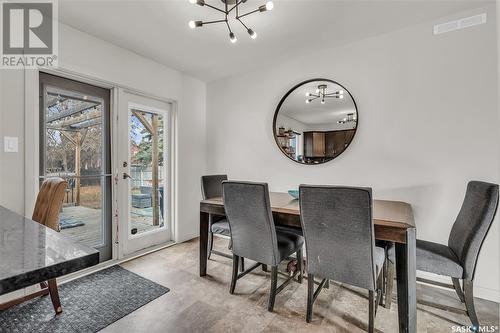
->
[64,185,102,209]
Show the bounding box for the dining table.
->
[0,205,99,312]
[199,192,416,333]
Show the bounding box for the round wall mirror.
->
[273,79,358,165]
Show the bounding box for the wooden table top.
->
[201,192,415,230]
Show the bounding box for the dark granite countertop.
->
[0,206,99,295]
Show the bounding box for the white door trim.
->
[116,89,175,257]
[24,67,178,262]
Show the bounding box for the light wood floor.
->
[100,237,499,333]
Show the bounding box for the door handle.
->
[123,172,134,180]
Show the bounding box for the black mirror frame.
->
[272,78,359,165]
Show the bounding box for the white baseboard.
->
[176,232,200,243]
[474,285,500,303]
[417,271,499,303]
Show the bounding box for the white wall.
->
[277,114,354,133]
[277,114,307,134]
[498,0,500,305]
[496,0,500,303]
[0,23,207,243]
[0,70,25,214]
[207,6,499,301]
[177,75,207,240]
[0,70,2,207]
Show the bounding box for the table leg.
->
[200,211,209,276]
[395,228,416,333]
[48,278,62,314]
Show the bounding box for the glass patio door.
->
[39,72,112,262]
[117,90,172,256]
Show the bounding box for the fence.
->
[130,165,164,188]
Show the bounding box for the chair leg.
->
[452,277,465,303]
[268,266,278,312]
[40,281,48,297]
[297,248,303,284]
[376,270,384,296]
[384,261,395,309]
[381,259,387,294]
[463,279,480,332]
[230,254,239,294]
[306,274,315,323]
[47,279,62,314]
[240,257,245,272]
[207,232,213,260]
[368,290,375,333]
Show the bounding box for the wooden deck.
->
[60,206,163,247]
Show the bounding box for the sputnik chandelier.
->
[306,84,344,104]
[188,0,274,43]
[337,113,357,124]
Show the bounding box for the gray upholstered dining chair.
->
[201,174,244,270]
[223,181,304,312]
[416,181,498,331]
[299,185,385,332]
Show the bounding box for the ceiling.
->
[280,80,356,126]
[58,0,491,82]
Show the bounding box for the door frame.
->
[24,67,178,261]
[38,72,113,261]
[116,89,175,257]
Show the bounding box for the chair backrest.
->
[222,181,279,266]
[299,185,377,291]
[448,181,499,279]
[201,175,228,200]
[32,178,68,231]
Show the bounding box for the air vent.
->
[434,13,486,35]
